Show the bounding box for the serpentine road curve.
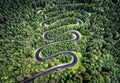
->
[23,11,82,83]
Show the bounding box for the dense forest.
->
[0,0,120,83]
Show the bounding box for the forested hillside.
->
[0,0,120,83]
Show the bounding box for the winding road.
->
[22,10,82,83]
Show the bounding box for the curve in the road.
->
[22,10,82,83]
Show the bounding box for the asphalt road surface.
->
[22,11,82,83]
